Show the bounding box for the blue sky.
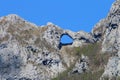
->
[0,0,114,43]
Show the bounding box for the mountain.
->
[0,0,120,80]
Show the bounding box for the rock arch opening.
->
[59,34,73,49]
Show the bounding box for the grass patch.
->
[52,42,110,80]
[52,69,104,80]
[73,43,110,70]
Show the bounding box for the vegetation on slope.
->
[52,43,110,80]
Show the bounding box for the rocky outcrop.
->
[102,0,120,53]
[72,55,89,74]
[92,19,107,42]
[0,39,66,80]
[96,0,120,79]
[0,15,66,80]
[42,22,64,49]
[42,23,94,49]
[101,56,120,79]
[1,0,120,80]
[0,14,94,80]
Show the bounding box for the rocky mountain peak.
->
[0,14,24,23]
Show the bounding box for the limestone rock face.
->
[98,0,120,79]
[0,14,94,80]
[92,19,107,42]
[1,0,120,79]
[0,15,66,80]
[42,23,94,49]
[102,0,120,53]
[72,31,94,47]
[101,56,120,79]
[42,22,64,49]
[72,55,89,74]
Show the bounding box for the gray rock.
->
[72,55,89,74]
[1,0,120,79]
[101,56,120,79]
[98,0,120,79]
[101,0,120,53]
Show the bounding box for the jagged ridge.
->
[0,0,120,80]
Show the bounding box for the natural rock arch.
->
[59,33,74,49]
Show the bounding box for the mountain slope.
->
[0,0,120,80]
